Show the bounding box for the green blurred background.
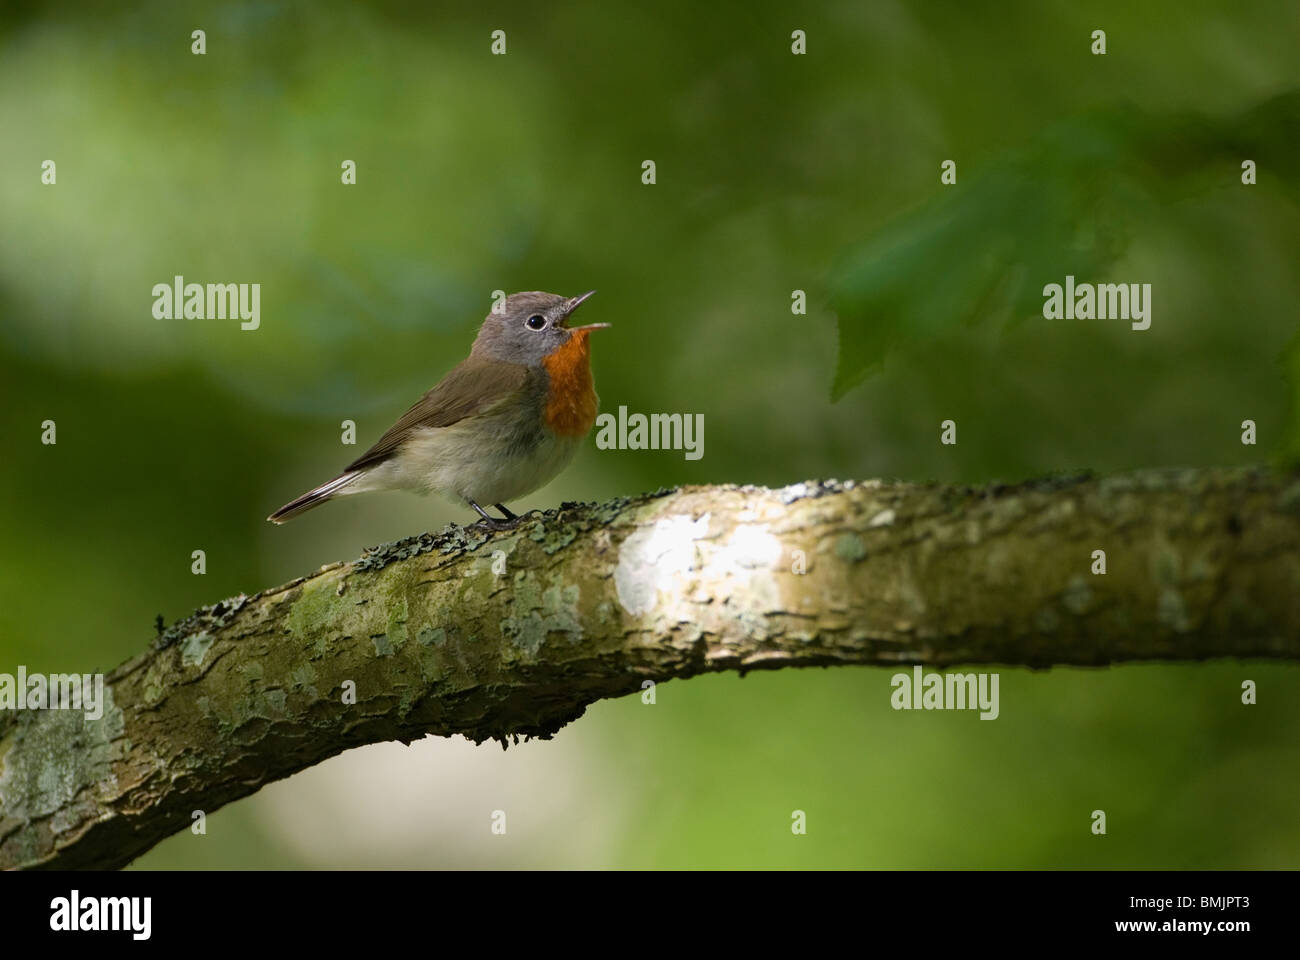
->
[2,0,1298,868]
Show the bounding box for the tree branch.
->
[3,466,1299,869]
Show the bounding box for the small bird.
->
[268,290,608,527]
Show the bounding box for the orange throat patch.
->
[542,331,599,438]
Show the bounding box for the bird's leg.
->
[494,503,519,521]
[467,499,516,529]
[468,499,506,527]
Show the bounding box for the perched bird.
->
[268,290,607,527]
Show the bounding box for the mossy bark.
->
[3,467,1299,869]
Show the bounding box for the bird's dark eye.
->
[526,315,546,330]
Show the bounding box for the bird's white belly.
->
[364,417,583,507]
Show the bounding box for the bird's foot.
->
[468,500,528,530]
[476,516,518,531]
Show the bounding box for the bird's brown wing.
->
[344,356,532,473]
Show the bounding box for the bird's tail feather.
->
[267,471,362,524]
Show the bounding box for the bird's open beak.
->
[563,290,610,332]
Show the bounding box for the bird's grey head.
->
[471,290,605,365]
